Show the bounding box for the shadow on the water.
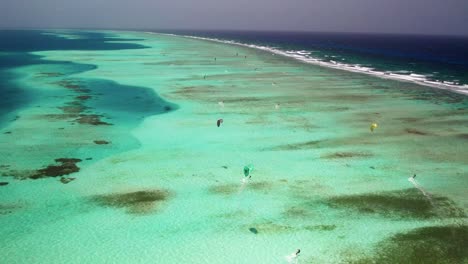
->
[249,227,258,234]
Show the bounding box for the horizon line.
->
[0,27,467,38]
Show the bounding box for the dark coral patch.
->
[31,158,82,179]
[90,190,170,215]
[208,184,238,195]
[305,225,336,231]
[94,140,110,145]
[322,152,373,159]
[249,181,273,191]
[209,181,272,195]
[396,117,423,123]
[352,225,468,264]
[55,80,87,92]
[76,95,91,101]
[283,206,311,218]
[37,72,64,77]
[265,140,322,151]
[223,97,262,103]
[327,94,372,102]
[59,105,88,114]
[171,86,217,96]
[75,114,112,125]
[0,169,34,179]
[323,106,350,112]
[405,128,430,135]
[60,177,76,184]
[0,203,21,215]
[326,188,465,219]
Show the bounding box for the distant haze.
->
[1,0,467,36]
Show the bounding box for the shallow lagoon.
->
[0,30,467,263]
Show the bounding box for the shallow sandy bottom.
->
[0,30,467,263]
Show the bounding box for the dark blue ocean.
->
[158,30,468,90]
[0,30,175,128]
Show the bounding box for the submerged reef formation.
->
[75,114,112,126]
[90,190,171,215]
[1,158,82,180]
[322,152,373,159]
[59,177,76,184]
[405,128,430,135]
[93,140,110,145]
[0,203,22,216]
[208,184,238,195]
[31,158,82,179]
[39,79,110,126]
[351,225,468,264]
[265,140,322,151]
[326,188,465,219]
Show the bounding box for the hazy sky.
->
[1,0,467,35]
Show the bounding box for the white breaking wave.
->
[147,32,468,95]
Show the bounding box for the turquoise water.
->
[0,30,467,263]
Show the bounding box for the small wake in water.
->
[238,177,250,193]
[152,32,468,95]
[285,249,301,264]
[408,176,433,204]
